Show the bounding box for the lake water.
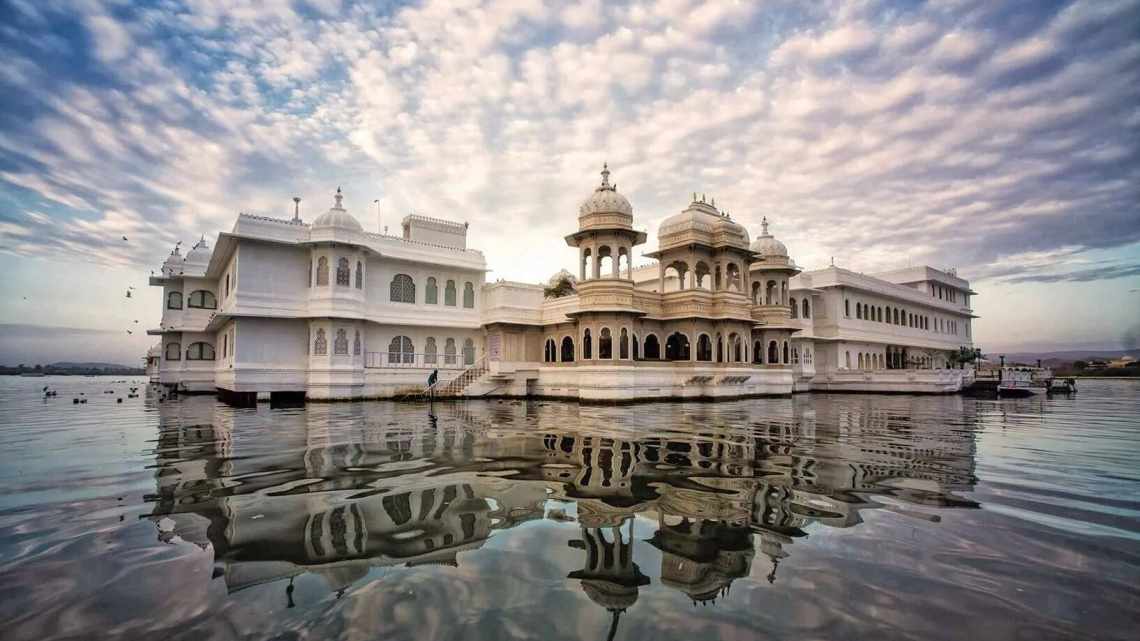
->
[0,376,1138,640]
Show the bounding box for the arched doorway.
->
[697,334,713,361]
[644,334,660,359]
[665,332,689,361]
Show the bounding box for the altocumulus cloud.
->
[0,0,1137,285]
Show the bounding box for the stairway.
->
[431,357,489,398]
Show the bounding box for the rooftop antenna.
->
[292,197,301,222]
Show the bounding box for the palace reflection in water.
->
[146,395,979,638]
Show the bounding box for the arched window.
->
[619,328,629,359]
[316,257,329,286]
[388,336,414,364]
[802,299,810,318]
[544,338,556,363]
[783,341,789,364]
[164,342,181,361]
[167,291,183,310]
[463,338,475,365]
[390,274,415,303]
[599,328,613,359]
[335,258,350,286]
[425,337,438,364]
[632,333,639,360]
[334,329,349,355]
[845,351,851,368]
[308,261,312,288]
[583,329,593,359]
[792,347,799,364]
[730,333,742,362]
[665,332,689,360]
[444,338,457,364]
[561,336,575,362]
[696,334,713,362]
[856,302,862,319]
[353,330,361,355]
[768,341,779,364]
[187,290,216,309]
[753,340,763,363]
[314,329,327,355]
[186,342,215,360]
[643,334,660,360]
[445,280,457,306]
[790,297,798,318]
[715,334,723,362]
[751,281,761,304]
[845,299,850,317]
[894,308,900,325]
[426,277,438,304]
[463,282,475,308]
[859,353,865,369]
[355,261,363,289]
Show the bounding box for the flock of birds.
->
[119,236,177,333]
[42,382,145,404]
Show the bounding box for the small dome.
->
[312,187,363,232]
[184,237,211,265]
[161,245,183,276]
[658,197,749,250]
[579,164,632,218]
[750,217,787,257]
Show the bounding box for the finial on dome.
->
[600,163,611,189]
[761,216,769,236]
[334,186,343,209]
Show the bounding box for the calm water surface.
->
[1,376,1138,640]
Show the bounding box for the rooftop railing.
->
[364,351,475,369]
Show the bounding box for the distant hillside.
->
[48,361,139,370]
[999,349,1139,365]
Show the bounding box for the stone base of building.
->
[804,369,967,394]
[187,364,969,403]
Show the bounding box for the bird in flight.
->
[125,290,132,298]
[126,330,133,335]
[122,235,128,241]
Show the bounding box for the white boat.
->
[997,368,1036,397]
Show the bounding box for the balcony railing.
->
[364,351,474,369]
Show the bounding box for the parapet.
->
[402,214,468,250]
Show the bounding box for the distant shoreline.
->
[1,370,145,376]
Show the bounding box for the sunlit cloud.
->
[0,0,1137,355]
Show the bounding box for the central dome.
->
[579,164,632,218]
[312,187,363,232]
[658,197,749,250]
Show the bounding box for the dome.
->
[312,187,363,232]
[658,197,749,250]
[184,237,211,265]
[160,245,184,276]
[750,217,788,257]
[579,164,632,218]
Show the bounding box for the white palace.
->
[148,166,976,402]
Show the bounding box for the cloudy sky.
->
[0,0,1138,365]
